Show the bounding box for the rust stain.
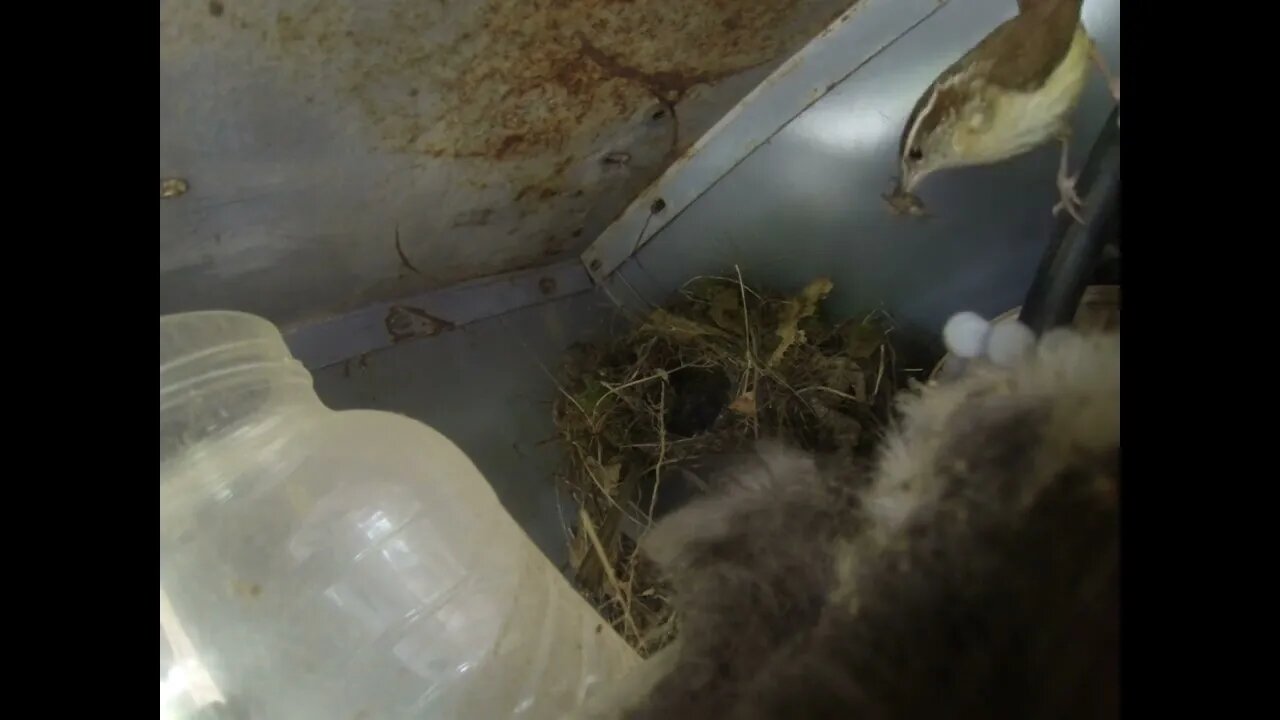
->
[516,182,560,204]
[252,0,848,161]
[538,276,558,295]
[161,0,857,311]
[385,305,456,343]
[494,133,528,160]
[576,33,761,106]
[451,208,494,227]
[542,232,571,255]
[513,153,577,204]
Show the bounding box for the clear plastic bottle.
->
[160,311,638,719]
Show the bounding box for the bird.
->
[886,0,1120,223]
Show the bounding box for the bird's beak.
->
[900,167,925,194]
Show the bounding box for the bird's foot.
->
[1053,172,1085,224]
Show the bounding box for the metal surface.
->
[160,0,859,329]
[284,258,592,369]
[185,0,1120,569]
[311,289,622,567]
[594,0,1120,341]
[581,0,946,280]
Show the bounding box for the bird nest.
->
[551,271,903,656]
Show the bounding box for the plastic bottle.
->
[159,311,638,719]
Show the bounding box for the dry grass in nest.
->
[550,270,902,656]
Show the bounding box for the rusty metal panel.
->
[160,0,858,328]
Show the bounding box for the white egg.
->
[942,311,991,359]
[986,320,1036,367]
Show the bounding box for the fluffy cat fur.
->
[579,328,1119,720]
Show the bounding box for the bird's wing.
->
[898,0,1082,157]
[975,0,1083,92]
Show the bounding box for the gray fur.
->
[584,329,1119,720]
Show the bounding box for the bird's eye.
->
[907,146,924,161]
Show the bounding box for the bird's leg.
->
[1051,131,1086,224]
[1089,38,1120,104]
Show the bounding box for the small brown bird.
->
[889,0,1120,222]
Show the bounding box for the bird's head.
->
[897,80,971,194]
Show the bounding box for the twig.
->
[731,265,763,439]
[594,362,708,417]
[572,446,644,524]
[622,437,702,449]
[553,477,573,547]
[578,506,641,641]
[873,344,887,401]
[799,386,861,403]
[763,366,818,415]
[639,613,679,653]
[734,265,753,376]
[622,338,660,384]
[679,275,765,301]
[648,381,667,529]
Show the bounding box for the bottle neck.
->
[160,312,324,467]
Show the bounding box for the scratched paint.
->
[160,0,858,327]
